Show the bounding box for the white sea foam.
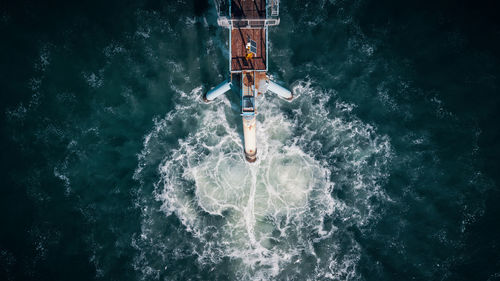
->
[134,81,392,280]
[82,71,104,89]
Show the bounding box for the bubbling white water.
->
[134,81,391,280]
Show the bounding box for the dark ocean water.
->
[1,0,500,280]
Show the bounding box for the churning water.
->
[133,82,391,279]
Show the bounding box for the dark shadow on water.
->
[193,0,210,17]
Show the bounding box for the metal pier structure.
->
[204,0,292,162]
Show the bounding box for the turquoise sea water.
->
[1,0,500,280]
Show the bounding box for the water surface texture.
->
[1,0,500,280]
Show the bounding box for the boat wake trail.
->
[133,81,392,280]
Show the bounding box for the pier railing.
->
[214,0,280,28]
[218,18,280,28]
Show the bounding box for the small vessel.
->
[204,0,292,162]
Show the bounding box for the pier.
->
[205,0,292,162]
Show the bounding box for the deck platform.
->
[231,0,266,19]
[231,28,266,71]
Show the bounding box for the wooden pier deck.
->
[231,0,266,19]
[230,0,267,72]
[231,28,266,71]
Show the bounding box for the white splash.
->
[134,81,392,280]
